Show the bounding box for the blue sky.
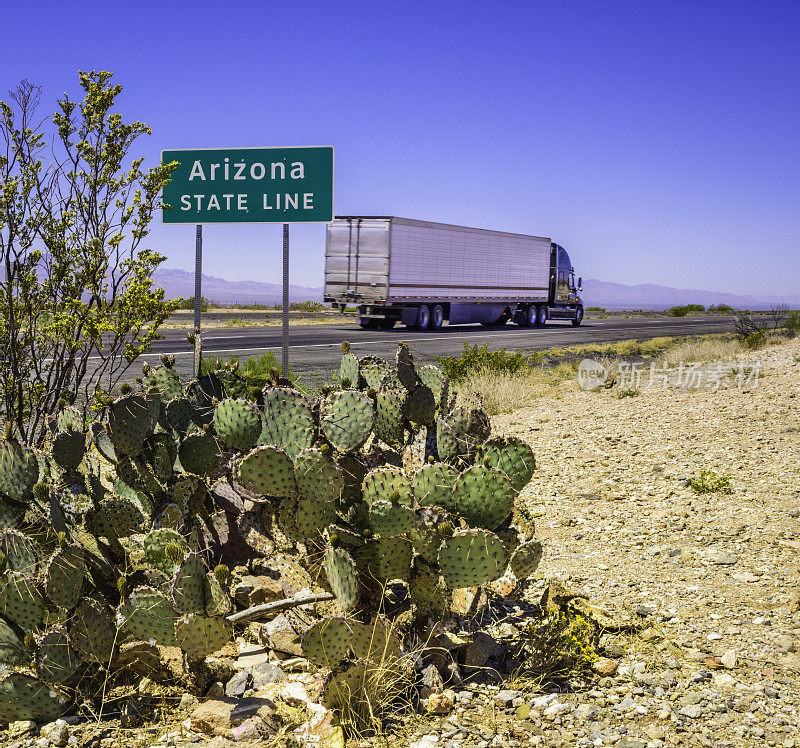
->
[3,0,799,294]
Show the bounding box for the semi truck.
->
[323,216,584,330]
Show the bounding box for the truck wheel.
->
[571,307,584,326]
[527,305,538,326]
[359,317,376,329]
[514,306,530,326]
[415,305,431,330]
[430,305,444,330]
[536,304,548,328]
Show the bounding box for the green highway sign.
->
[161,146,334,224]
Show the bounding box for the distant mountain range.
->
[580,279,800,311]
[154,268,798,311]
[154,269,323,305]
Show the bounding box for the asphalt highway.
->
[144,315,744,383]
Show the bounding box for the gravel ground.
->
[401,338,800,748]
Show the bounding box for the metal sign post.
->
[282,224,289,377]
[161,146,334,379]
[193,224,202,378]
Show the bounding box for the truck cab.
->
[549,244,584,325]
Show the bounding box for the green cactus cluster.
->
[0,341,542,724]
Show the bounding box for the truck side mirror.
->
[577,277,582,289]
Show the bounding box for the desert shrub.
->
[176,296,209,312]
[784,310,800,337]
[201,350,296,385]
[616,389,640,398]
[668,304,705,317]
[708,304,735,314]
[436,342,542,382]
[744,329,768,350]
[689,470,733,495]
[515,612,597,681]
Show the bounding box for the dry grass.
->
[660,337,745,366]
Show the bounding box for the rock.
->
[190,698,277,737]
[206,682,225,699]
[225,670,252,698]
[733,571,760,583]
[451,587,486,617]
[291,703,341,747]
[420,664,444,698]
[464,632,498,669]
[228,716,272,742]
[179,692,200,712]
[261,614,302,656]
[411,736,441,748]
[251,662,286,689]
[592,657,618,677]
[426,689,455,715]
[116,642,187,683]
[39,720,69,747]
[201,510,252,567]
[489,572,517,597]
[712,553,738,565]
[574,703,598,721]
[8,721,36,739]
[493,689,523,708]
[679,704,704,719]
[721,649,737,669]
[543,701,571,718]
[635,605,653,617]
[232,575,285,608]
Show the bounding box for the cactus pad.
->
[359,537,413,582]
[508,539,543,579]
[294,448,343,503]
[0,439,39,502]
[481,436,536,491]
[213,398,263,452]
[438,528,508,588]
[322,660,368,711]
[362,467,412,506]
[107,394,151,456]
[0,672,69,723]
[166,397,193,433]
[260,388,315,458]
[146,364,184,402]
[56,406,83,432]
[175,614,233,660]
[204,572,231,617]
[154,502,183,531]
[350,616,402,663]
[36,627,80,684]
[436,405,491,465]
[44,545,85,609]
[88,497,143,538]
[404,384,436,427]
[396,343,417,390]
[359,358,389,390]
[236,445,297,497]
[323,547,359,611]
[0,497,26,530]
[374,386,406,448]
[367,501,416,537]
[0,571,45,630]
[51,430,87,473]
[418,364,449,409]
[412,463,458,510]
[301,617,350,666]
[339,352,360,388]
[117,586,179,647]
[91,423,118,464]
[69,597,116,663]
[172,553,207,614]
[0,615,28,665]
[320,390,374,453]
[144,529,189,576]
[451,465,516,530]
[0,530,39,573]
[296,497,337,535]
[179,433,221,475]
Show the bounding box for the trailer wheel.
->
[379,318,396,330]
[415,305,431,330]
[514,306,530,326]
[430,305,444,330]
[359,317,377,329]
[571,307,584,326]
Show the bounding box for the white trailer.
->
[324,216,583,329]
